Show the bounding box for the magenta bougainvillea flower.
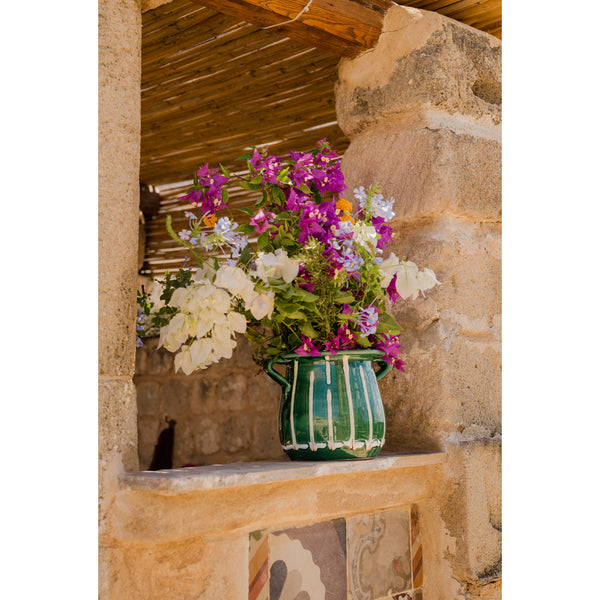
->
[179,163,229,216]
[249,149,282,184]
[294,335,322,357]
[386,274,401,303]
[323,323,358,355]
[289,151,315,188]
[372,216,393,251]
[249,208,276,233]
[373,333,406,371]
[297,200,339,244]
[284,187,310,211]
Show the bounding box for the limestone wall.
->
[98,0,142,597]
[135,337,285,468]
[336,6,501,598]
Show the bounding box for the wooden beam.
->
[194,0,396,57]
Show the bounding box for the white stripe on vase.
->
[342,355,356,449]
[325,355,331,385]
[359,365,374,450]
[290,360,299,450]
[327,389,334,450]
[309,370,316,450]
[281,440,382,452]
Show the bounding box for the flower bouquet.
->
[137,139,439,459]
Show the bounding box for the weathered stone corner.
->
[336,5,501,137]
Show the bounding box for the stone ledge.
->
[112,452,446,542]
[119,451,446,495]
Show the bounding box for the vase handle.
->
[374,358,392,381]
[265,359,291,392]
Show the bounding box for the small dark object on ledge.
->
[149,415,176,471]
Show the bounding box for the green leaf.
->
[356,335,371,348]
[257,232,270,251]
[300,321,318,338]
[276,302,306,320]
[236,152,253,161]
[238,207,255,216]
[237,243,252,267]
[267,278,290,291]
[219,163,231,177]
[271,186,286,205]
[237,180,259,190]
[276,166,290,181]
[244,327,266,344]
[377,311,403,334]
[237,224,255,235]
[291,287,318,303]
[333,291,355,304]
[255,190,268,208]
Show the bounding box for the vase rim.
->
[274,348,385,362]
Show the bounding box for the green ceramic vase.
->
[264,349,392,461]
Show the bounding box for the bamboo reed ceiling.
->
[140,0,501,275]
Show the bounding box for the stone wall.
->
[336,6,501,599]
[135,336,286,469]
[98,0,141,598]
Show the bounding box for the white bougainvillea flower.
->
[352,223,378,253]
[378,252,401,288]
[416,267,440,293]
[254,248,300,283]
[192,262,216,283]
[394,261,421,300]
[378,254,440,300]
[247,291,275,320]
[159,312,192,352]
[147,280,166,312]
[189,337,212,367]
[211,323,237,360]
[215,265,255,300]
[227,311,247,334]
[174,345,196,375]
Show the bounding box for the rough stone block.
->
[135,337,175,375]
[340,120,501,221]
[160,379,190,418]
[253,372,282,413]
[135,381,160,417]
[192,417,221,457]
[216,372,248,411]
[221,415,252,453]
[137,417,160,470]
[112,535,247,600]
[440,441,502,582]
[233,334,258,368]
[252,415,286,460]
[336,5,501,137]
[99,378,139,475]
[189,378,218,415]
